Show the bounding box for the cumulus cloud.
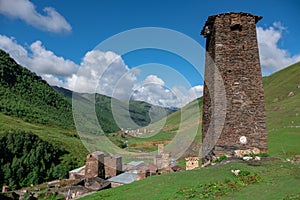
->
[0,34,78,78]
[0,0,71,33]
[132,75,203,108]
[187,85,204,100]
[257,22,300,75]
[28,41,78,77]
[41,74,65,86]
[142,75,165,86]
[0,35,30,68]
[69,50,136,97]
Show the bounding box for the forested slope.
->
[0,49,74,128]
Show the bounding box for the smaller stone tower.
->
[104,155,122,179]
[161,152,171,168]
[154,144,171,169]
[85,151,105,179]
[157,143,164,155]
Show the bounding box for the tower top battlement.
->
[201,12,262,37]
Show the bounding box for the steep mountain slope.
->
[263,62,300,157]
[0,49,74,128]
[0,50,87,188]
[263,62,300,129]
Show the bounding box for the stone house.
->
[108,172,137,188]
[185,156,199,170]
[69,166,86,180]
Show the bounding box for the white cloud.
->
[28,41,78,77]
[69,50,136,97]
[132,75,203,108]
[0,35,135,96]
[0,34,78,78]
[187,85,204,100]
[142,75,165,86]
[0,35,28,62]
[41,74,64,86]
[257,22,300,75]
[0,0,71,33]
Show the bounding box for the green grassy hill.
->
[263,62,300,158]
[0,49,86,188]
[0,49,74,128]
[263,61,300,130]
[82,160,300,200]
[81,62,300,200]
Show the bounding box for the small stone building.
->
[84,177,111,191]
[108,172,137,188]
[201,12,268,163]
[185,156,199,170]
[147,163,159,176]
[104,155,122,179]
[69,166,86,180]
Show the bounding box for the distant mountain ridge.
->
[53,86,176,133]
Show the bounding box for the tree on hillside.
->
[0,130,72,189]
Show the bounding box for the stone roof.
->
[201,12,262,36]
[91,151,104,156]
[105,154,122,160]
[147,163,158,171]
[69,165,86,173]
[172,166,183,172]
[108,172,137,184]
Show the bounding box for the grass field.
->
[80,160,300,200]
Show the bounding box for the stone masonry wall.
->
[104,155,122,179]
[201,12,268,163]
[85,151,105,179]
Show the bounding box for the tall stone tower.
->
[201,12,267,163]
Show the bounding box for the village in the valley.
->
[6,144,199,199]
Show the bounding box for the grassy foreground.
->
[81,160,300,200]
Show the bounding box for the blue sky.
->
[0,0,299,107]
